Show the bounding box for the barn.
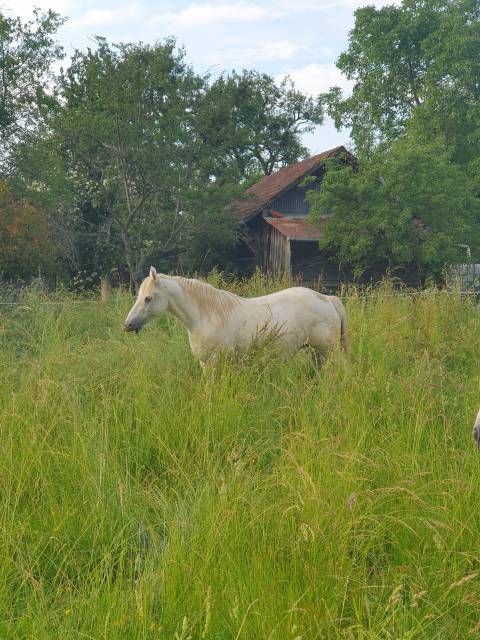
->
[230,146,354,290]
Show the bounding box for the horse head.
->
[124,266,169,333]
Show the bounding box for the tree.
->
[12,39,324,286]
[199,70,324,179]
[308,137,480,278]
[20,38,239,288]
[0,180,56,279]
[325,0,480,166]
[0,9,64,175]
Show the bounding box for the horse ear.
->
[150,266,157,280]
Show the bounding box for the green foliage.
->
[199,70,324,178]
[0,180,57,278]
[309,138,480,276]
[17,38,240,286]
[0,8,65,174]
[325,0,480,166]
[0,279,479,637]
[318,0,480,277]
[6,1,479,285]
[14,41,324,284]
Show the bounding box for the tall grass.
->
[0,279,479,639]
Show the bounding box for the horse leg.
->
[310,346,327,371]
[308,321,341,369]
[200,352,220,377]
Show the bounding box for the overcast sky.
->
[7,0,394,154]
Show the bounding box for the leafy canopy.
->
[199,70,324,179]
[17,38,240,285]
[325,0,480,166]
[0,180,57,279]
[315,0,480,277]
[0,9,64,174]
[15,36,326,284]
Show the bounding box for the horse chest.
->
[187,327,225,361]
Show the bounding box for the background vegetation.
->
[0,276,479,638]
[1,0,479,288]
[310,0,480,278]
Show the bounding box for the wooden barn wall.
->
[290,241,344,291]
[269,179,322,217]
[231,239,256,277]
[263,225,291,276]
[237,216,266,273]
[290,241,423,291]
[239,218,424,290]
[236,219,291,276]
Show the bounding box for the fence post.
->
[100,277,111,303]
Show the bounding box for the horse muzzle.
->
[123,322,141,334]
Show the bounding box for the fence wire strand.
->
[0,288,475,307]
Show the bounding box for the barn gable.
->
[232,145,353,222]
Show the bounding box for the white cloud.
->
[277,63,353,154]
[279,62,353,96]
[275,0,331,10]
[338,0,399,7]
[153,2,283,29]
[276,0,397,11]
[69,4,143,28]
[2,0,79,20]
[225,40,302,64]
[303,117,351,153]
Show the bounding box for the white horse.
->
[473,409,480,448]
[124,267,348,368]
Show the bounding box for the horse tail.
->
[329,295,348,353]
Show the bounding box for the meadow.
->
[0,276,479,639]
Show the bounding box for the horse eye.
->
[144,296,152,303]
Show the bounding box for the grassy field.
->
[0,277,479,639]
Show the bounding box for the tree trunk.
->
[120,229,136,293]
[134,252,147,291]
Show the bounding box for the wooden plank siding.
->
[240,216,425,292]
[451,264,480,292]
[264,224,291,275]
[290,240,342,291]
[269,179,321,217]
[230,148,357,289]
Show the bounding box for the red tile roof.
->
[264,215,329,241]
[231,146,350,221]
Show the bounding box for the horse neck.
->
[161,278,200,331]
[164,276,241,331]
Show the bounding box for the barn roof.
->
[265,216,329,241]
[231,146,351,221]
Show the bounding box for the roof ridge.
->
[245,145,345,194]
[231,146,349,221]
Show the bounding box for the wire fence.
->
[0,285,477,307]
[0,299,100,306]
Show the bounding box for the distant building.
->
[230,146,354,290]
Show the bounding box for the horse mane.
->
[172,276,243,324]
